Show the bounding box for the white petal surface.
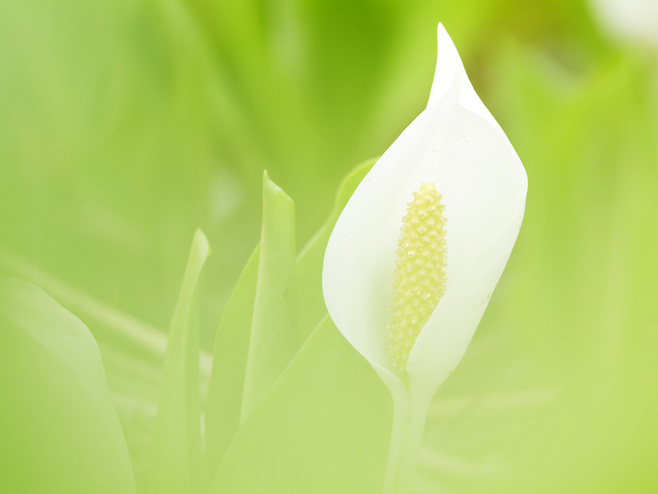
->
[589,0,658,48]
[323,24,527,380]
[407,209,525,391]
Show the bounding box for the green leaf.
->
[296,159,375,340]
[212,316,391,494]
[205,244,260,476]
[204,160,377,487]
[0,278,136,494]
[240,171,298,421]
[151,229,209,494]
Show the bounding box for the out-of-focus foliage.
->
[1,0,658,492]
[152,230,207,494]
[212,316,391,494]
[0,279,136,493]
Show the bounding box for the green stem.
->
[383,390,409,494]
[383,384,432,494]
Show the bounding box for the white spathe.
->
[322,24,527,396]
[589,0,658,48]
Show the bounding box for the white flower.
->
[589,0,658,48]
[323,23,527,400]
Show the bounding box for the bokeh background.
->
[1,0,657,492]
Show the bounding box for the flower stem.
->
[383,384,432,494]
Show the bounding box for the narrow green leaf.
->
[205,161,375,487]
[152,229,209,494]
[205,244,260,476]
[0,278,136,494]
[240,171,297,422]
[212,316,391,494]
[296,159,375,340]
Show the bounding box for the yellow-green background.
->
[1,0,657,492]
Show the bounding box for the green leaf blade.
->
[205,244,260,477]
[0,278,136,494]
[295,159,375,340]
[212,316,391,494]
[151,229,209,494]
[240,171,298,422]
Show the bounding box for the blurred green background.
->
[1,0,657,492]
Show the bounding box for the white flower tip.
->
[427,23,461,108]
[428,23,498,128]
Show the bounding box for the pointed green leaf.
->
[152,229,209,494]
[205,162,376,488]
[296,159,375,340]
[205,244,260,475]
[0,278,136,494]
[212,316,391,494]
[240,171,298,421]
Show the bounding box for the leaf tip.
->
[193,228,210,261]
